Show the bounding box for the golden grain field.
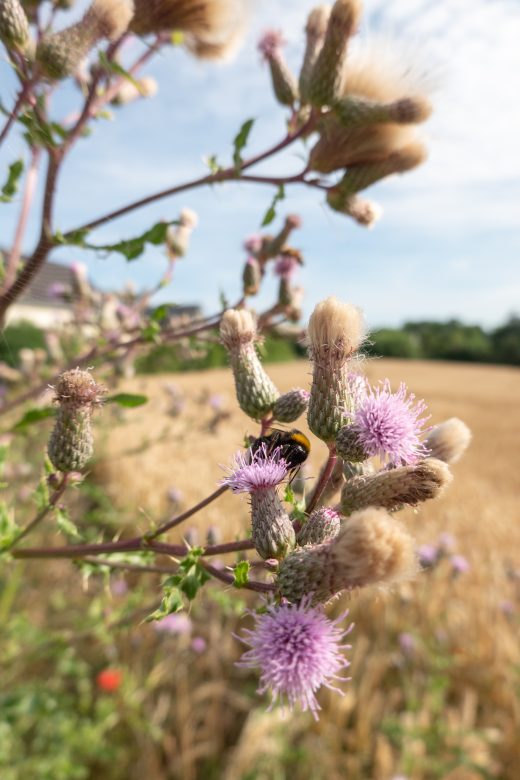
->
[87,358,519,780]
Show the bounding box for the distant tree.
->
[491,316,520,365]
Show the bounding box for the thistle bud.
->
[220,309,280,421]
[251,488,296,560]
[297,506,341,546]
[48,369,105,472]
[277,277,293,307]
[37,0,134,79]
[278,507,417,604]
[340,457,452,514]
[265,215,302,258]
[166,208,198,257]
[242,257,262,296]
[307,0,361,107]
[299,5,331,103]
[327,194,382,228]
[258,29,299,107]
[424,418,471,464]
[272,388,310,424]
[335,425,366,462]
[326,142,427,198]
[306,297,365,442]
[333,94,432,128]
[0,0,30,51]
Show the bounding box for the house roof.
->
[18,261,76,309]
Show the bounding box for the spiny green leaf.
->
[12,406,55,432]
[233,118,255,171]
[33,477,50,512]
[55,506,82,541]
[0,501,19,552]
[1,160,24,203]
[205,154,222,174]
[105,393,148,408]
[53,228,90,247]
[233,560,250,588]
[261,184,285,226]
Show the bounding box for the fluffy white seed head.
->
[425,418,472,464]
[307,297,366,359]
[89,0,134,40]
[220,308,257,349]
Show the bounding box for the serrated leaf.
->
[55,506,82,540]
[146,577,184,622]
[233,560,250,588]
[91,221,175,260]
[261,184,285,227]
[105,393,148,408]
[233,118,254,171]
[12,406,55,432]
[150,304,171,323]
[1,160,24,203]
[98,51,141,92]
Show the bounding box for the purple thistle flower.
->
[352,379,430,466]
[274,254,299,279]
[221,443,289,493]
[244,234,263,254]
[257,29,286,61]
[418,543,439,567]
[154,612,192,636]
[450,554,471,575]
[236,596,353,720]
[191,636,207,653]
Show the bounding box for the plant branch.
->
[306,444,338,514]
[3,147,42,293]
[0,80,34,148]
[147,485,228,540]
[202,560,275,594]
[62,117,315,238]
[7,473,69,550]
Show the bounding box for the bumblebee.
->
[250,428,310,473]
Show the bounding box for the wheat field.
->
[84,358,520,780]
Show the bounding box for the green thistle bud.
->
[48,369,105,473]
[0,0,30,51]
[278,507,417,605]
[297,506,340,546]
[335,424,366,462]
[326,142,427,198]
[340,457,452,515]
[258,30,298,107]
[272,388,309,424]
[220,309,280,421]
[307,0,361,107]
[333,94,432,128]
[299,4,331,103]
[251,488,296,560]
[36,0,134,79]
[306,297,365,443]
[265,215,302,258]
[242,257,262,296]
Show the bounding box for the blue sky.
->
[1,0,519,328]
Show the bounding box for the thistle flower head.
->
[179,207,198,228]
[305,4,332,39]
[219,308,257,350]
[54,368,105,408]
[257,28,285,61]
[274,250,301,279]
[89,0,134,40]
[236,596,352,719]
[130,0,247,62]
[221,443,289,493]
[351,379,430,466]
[424,417,471,464]
[307,297,365,363]
[244,234,263,255]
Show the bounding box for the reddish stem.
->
[306,445,338,514]
[3,147,42,293]
[147,485,228,539]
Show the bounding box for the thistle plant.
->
[0,0,475,727]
